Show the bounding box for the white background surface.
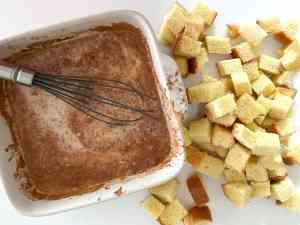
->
[1,0,300,225]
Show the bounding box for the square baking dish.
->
[0,10,187,216]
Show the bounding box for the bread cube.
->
[258,154,284,170]
[158,2,189,45]
[210,112,236,128]
[239,24,268,47]
[232,42,257,63]
[224,168,247,183]
[205,94,237,120]
[280,41,300,70]
[221,78,234,93]
[232,123,256,151]
[245,157,269,182]
[275,20,299,45]
[183,206,212,225]
[256,17,282,33]
[256,95,273,115]
[142,196,165,219]
[159,199,188,225]
[149,179,178,203]
[279,192,300,213]
[271,177,295,202]
[205,36,231,55]
[187,175,209,207]
[269,93,293,119]
[212,125,235,149]
[174,56,189,77]
[252,131,281,156]
[225,143,251,172]
[236,93,265,124]
[258,117,277,131]
[252,74,276,96]
[231,72,252,97]
[273,118,294,137]
[189,118,212,145]
[218,59,243,76]
[222,182,252,207]
[184,127,192,147]
[216,147,229,159]
[259,55,283,75]
[191,0,217,26]
[282,145,300,165]
[188,48,208,74]
[184,17,205,40]
[186,148,224,179]
[272,71,293,86]
[243,60,261,82]
[174,35,203,58]
[227,24,240,39]
[276,87,297,99]
[251,181,271,198]
[187,81,225,103]
[269,165,288,182]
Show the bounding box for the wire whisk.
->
[0,65,159,126]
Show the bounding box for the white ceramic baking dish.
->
[0,10,187,217]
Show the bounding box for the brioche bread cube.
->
[245,157,269,182]
[273,118,294,137]
[252,74,276,96]
[184,127,192,147]
[272,71,293,86]
[183,206,212,225]
[239,24,268,47]
[188,48,208,74]
[271,177,295,202]
[246,123,266,133]
[279,192,300,213]
[258,154,284,171]
[269,165,288,182]
[210,112,236,128]
[159,199,188,225]
[186,148,225,179]
[236,93,264,124]
[276,87,297,99]
[216,147,229,159]
[174,35,203,58]
[232,123,256,151]
[187,175,209,207]
[205,36,231,55]
[231,72,252,97]
[224,168,247,183]
[280,41,300,70]
[184,17,205,40]
[253,131,281,156]
[205,94,237,120]
[191,0,217,26]
[259,55,283,75]
[222,182,252,207]
[221,78,234,93]
[158,2,189,45]
[269,94,293,119]
[227,24,240,39]
[218,59,243,76]
[282,145,300,165]
[187,81,225,103]
[243,60,261,82]
[275,20,299,45]
[257,117,277,131]
[232,42,257,63]
[256,17,282,33]
[142,196,166,219]
[189,118,212,145]
[212,125,235,149]
[257,95,273,114]
[174,56,189,77]
[149,179,178,203]
[251,181,271,198]
[225,143,251,172]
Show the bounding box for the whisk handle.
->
[0,64,34,86]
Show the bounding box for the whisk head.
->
[32,73,159,126]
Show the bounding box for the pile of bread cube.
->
[142,1,300,224]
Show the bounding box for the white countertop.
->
[1,0,300,225]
